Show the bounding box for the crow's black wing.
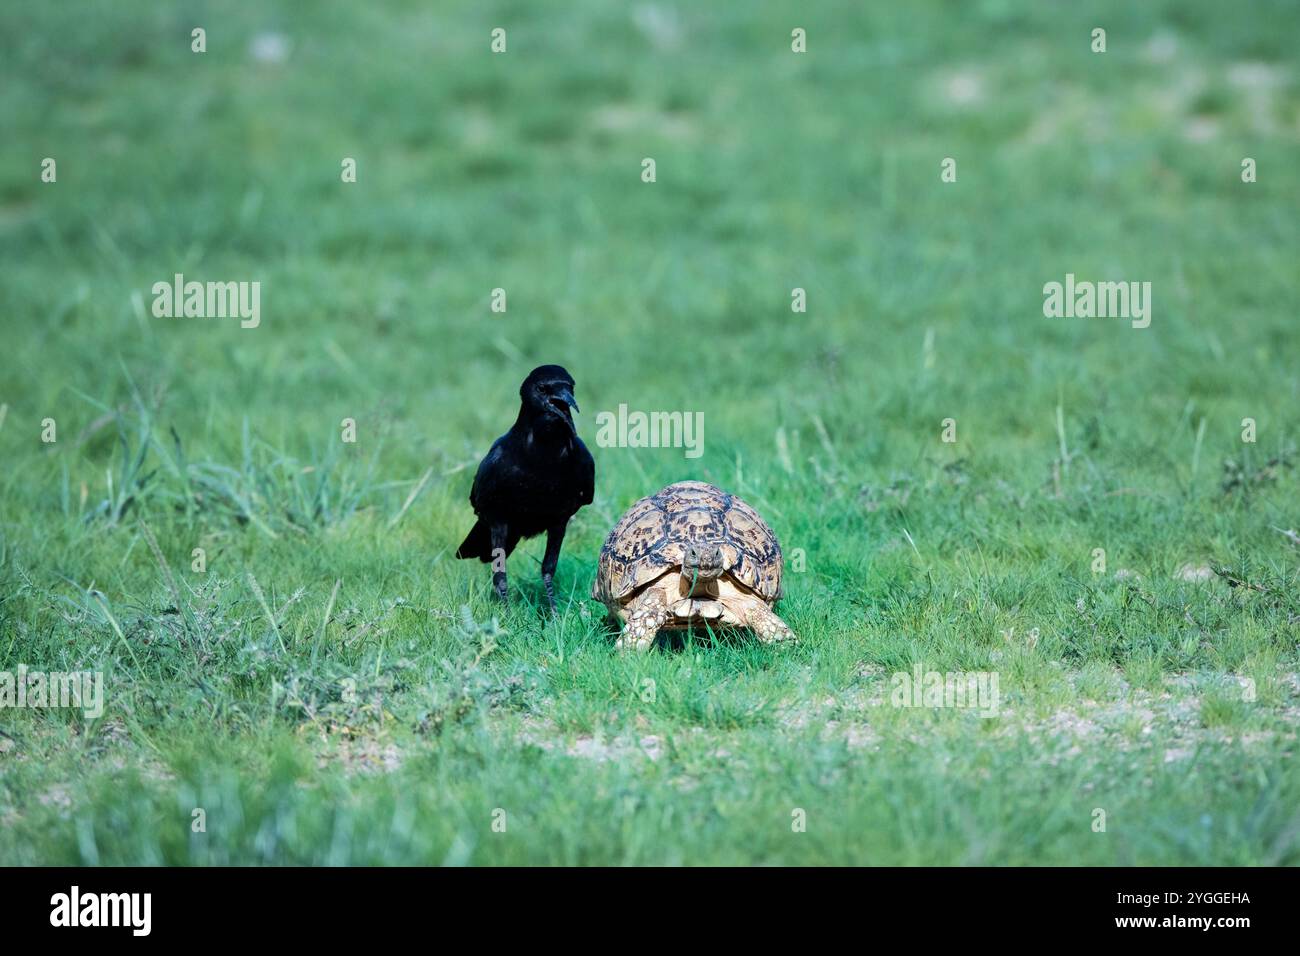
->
[574,438,595,508]
[467,434,508,514]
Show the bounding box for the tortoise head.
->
[683,541,725,581]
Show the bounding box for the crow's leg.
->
[490,523,510,602]
[541,522,567,614]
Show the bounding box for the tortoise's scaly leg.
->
[726,593,797,645]
[616,587,669,653]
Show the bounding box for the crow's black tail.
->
[456,519,492,561]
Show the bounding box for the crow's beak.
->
[555,386,579,415]
[546,386,579,438]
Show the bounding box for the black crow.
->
[456,365,595,610]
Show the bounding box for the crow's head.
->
[520,365,580,437]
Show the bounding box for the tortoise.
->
[592,480,796,651]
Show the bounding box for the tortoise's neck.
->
[680,569,720,599]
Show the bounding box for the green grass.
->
[1,0,1298,865]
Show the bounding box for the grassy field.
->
[1,0,1298,865]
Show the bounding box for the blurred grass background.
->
[0,0,1298,864]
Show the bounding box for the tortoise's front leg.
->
[615,588,669,653]
[735,595,797,645]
